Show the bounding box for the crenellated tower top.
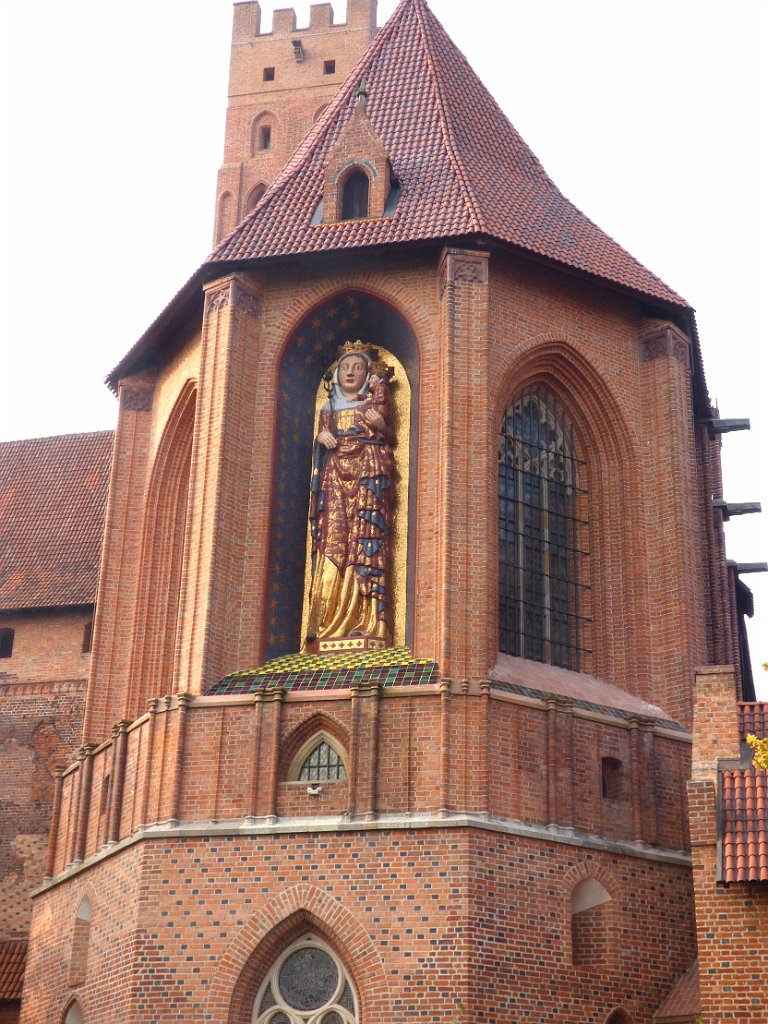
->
[213,0,378,243]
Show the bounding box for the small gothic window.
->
[263,66,275,81]
[82,620,93,654]
[324,60,336,74]
[0,628,14,658]
[498,386,590,669]
[341,170,369,221]
[260,125,272,150]
[601,757,622,799]
[299,741,346,782]
[253,936,358,1023]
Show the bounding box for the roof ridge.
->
[412,0,484,233]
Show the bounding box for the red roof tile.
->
[740,701,768,740]
[721,765,768,884]
[653,961,700,1022]
[0,432,113,610]
[209,0,687,308]
[0,940,26,1000]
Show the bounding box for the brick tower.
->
[18,2,765,1023]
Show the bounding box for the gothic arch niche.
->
[127,382,196,715]
[496,342,644,686]
[224,906,379,1024]
[266,291,419,660]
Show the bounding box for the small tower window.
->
[0,628,14,658]
[299,741,347,782]
[324,59,336,75]
[263,66,275,81]
[260,125,272,150]
[341,170,369,221]
[82,620,93,654]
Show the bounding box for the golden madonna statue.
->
[305,342,396,652]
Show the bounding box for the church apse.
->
[266,290,419,661]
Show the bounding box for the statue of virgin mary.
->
[305,342,395,649]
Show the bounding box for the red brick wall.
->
[0,675,85,938]
[22,828,694,1024]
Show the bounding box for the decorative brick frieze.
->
[118,385,153,412]
[638,320,690,367]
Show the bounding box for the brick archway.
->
[204,884,390,1024]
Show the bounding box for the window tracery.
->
[252,936,357,1024]
[498,386,589,669]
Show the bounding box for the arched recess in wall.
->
[265,290,419,660]
[68,897,92,987]
[251,111,276,156]
[225,908,375,1024]
[218,191,236,241]
[603,1010,634,1024]
[126,382,197,718]
[62,998,83,1024]
[496,342,643,685]
[245,183,267,213]
[281,712,351,781]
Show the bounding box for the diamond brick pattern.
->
[208,645,438,694]
[0,432,113,610]
[209,0,687,309]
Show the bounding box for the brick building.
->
[2,1,765,1022]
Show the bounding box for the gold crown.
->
[340,339,375,358]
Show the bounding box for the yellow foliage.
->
[746,734,768,771]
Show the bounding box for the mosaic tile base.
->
[207,646,439,695]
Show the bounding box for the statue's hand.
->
[317,429,337,449]
[364,408,386,433]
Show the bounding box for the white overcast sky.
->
[1,0,766,692]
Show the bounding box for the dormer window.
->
[341,169,369,221]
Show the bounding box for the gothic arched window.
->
[341,170,369,220]
[252,936,358,1023]
[498,386,588,669]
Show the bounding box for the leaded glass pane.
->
[298,741,346,781]
[498,387,590,669]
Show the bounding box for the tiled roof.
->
[0,432,113,610]
[740,701,768,739]
[207,646,438,695]
[653,961,700,1022]
[0,939,26,1000]
[209,0,687,309]
[721,765,768,884]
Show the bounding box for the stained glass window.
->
[498,386,590,669]
[252,937,358,1024]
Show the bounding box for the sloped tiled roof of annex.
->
[0,432,113,610]
[209,0,687,309]
[0,940,26,1000]
[721,763,768,883]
